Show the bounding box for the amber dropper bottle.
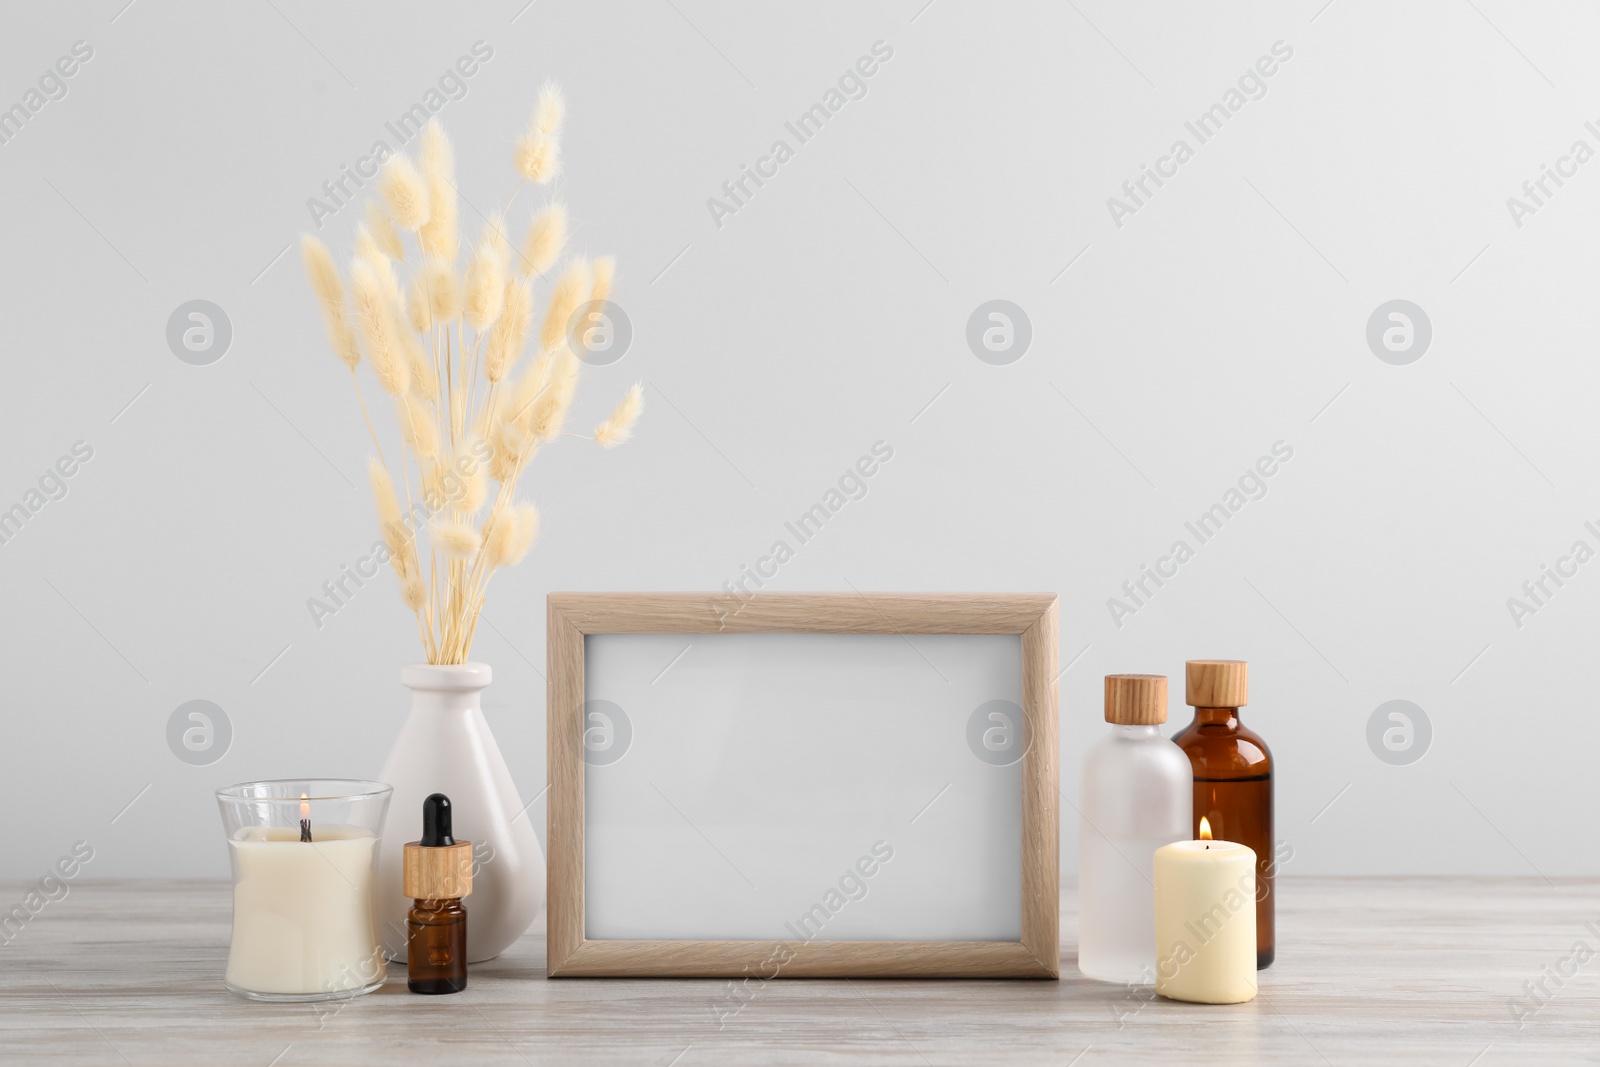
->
[1171,660,1275,970]
[404,793,472,994]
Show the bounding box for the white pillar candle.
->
[1152,830,1258,1004]
[225,825,384,997]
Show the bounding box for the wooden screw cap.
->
[1186,660,1248,707]
[1104,674,1167,725]
[403,840,474,900]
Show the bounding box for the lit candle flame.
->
[1198,816,1213,841]
[299,793,310,822]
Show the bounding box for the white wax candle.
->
[225,825,384,997]
[1152,838,1258,1004]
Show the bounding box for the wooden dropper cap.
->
[1104,674,1167,725]
[1186,660,1248,707]
[403,793,473,900]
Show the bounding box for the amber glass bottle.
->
[1171,660,1274,970]
[403,793,472,994]
[408,898,468,994]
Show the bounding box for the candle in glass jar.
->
[224,824,383,997]
[1151,819,1258,1004]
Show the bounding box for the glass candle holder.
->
[216,779,392,1002]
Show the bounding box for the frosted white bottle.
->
[1078,674,1191,984]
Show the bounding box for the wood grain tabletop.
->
[1,877,1596,1065]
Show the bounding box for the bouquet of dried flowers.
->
[300,84,640,664]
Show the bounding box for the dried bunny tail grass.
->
[486,501,540,568]
[356,237,406,335]
[520,201,566,276]
[305,86,628,665]
[490,350,557,478]
[420,116,452,164]
[407,344,438,403]
[514,83,565,183]
[485,211,512,265]
[460,474,488,516]
[379,154,430,231]
[398,394,439,458]
[419,257,461,323]
[485,278,532,383]
[351,259,410,396]
[353,225,384,268]
[367,246,404,308]
[420,457,445,504]
[514,135,559,185]
[369,458,414,559]
[367,256,432,399]
[406,285,430,332]
[457,442,489,512]
[594,383,643,447]
[300,235,361,370]
[590,256,615,306]
[501,347,559,435]
[429,516,481,559]
[364,254,433,400]
[463,223,508,329]
[418,119,459,261]
[529,346,580,442]
[488,420,527,482]
[535,81,566,136]
[540,257,592,352]
[401,573,427,611]
[299,234,343,306]
[366,200,405,259]
[368,458,402,527]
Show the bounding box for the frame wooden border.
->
[547,592,1059,978]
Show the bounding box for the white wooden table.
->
[2,877,1595,1065]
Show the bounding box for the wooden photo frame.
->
[547,592,1059,978]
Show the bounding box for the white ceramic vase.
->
[376,662,544,963]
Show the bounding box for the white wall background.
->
[2,0,1594,880]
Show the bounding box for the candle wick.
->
[300,818,312,843]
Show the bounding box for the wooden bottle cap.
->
[1186,660,1248,707]
[1104,674,1167,725]
[403,840,474,900]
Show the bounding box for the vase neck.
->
[402,663,491,715]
